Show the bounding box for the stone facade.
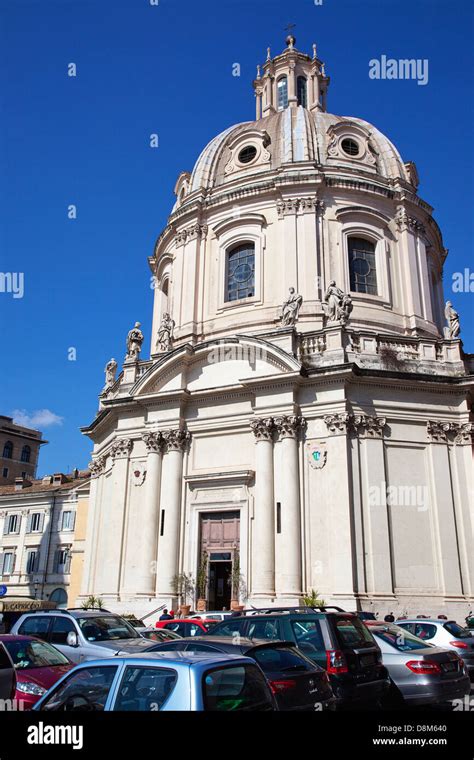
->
[80,37,473,623]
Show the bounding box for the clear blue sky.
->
[0,0,473,476]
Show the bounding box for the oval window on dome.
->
[238,145,258,165]
[341,138,360,157]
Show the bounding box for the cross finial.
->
[285,23,296,49]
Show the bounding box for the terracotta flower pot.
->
[197,599,207,612]
[180,604,191,617]
[230,600,240,611]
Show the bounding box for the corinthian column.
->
[274,416,306,599]
[140,432,165,595]
[155,429,191,599]
[250,418,275,600]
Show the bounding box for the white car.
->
[190,612,233,622]
[396,619,474,681]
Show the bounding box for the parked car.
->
[0,634,73,709]
[139,629,182,642]
[11,609,156,663]
[155,619,218,637]
[365,623,471,707]
[33,652,278,711]
[0,641,16,702]
[145,636,335,711]
[353,612,377,622]
[207,606,389,708]
[189,612,234,622]
[396,619,474,681]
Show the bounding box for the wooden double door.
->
[200,512,240,611]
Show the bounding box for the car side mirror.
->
[66,631,79,647]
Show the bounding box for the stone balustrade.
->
[298,327,466,376]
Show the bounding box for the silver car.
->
[396,618,474,682]
[33,652,278,711]
[368,623,471,707]
[11,610,155,663]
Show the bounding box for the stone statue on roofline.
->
[444,301,461,339]
[156,313,175,353]
[280,287,303,326]
[104,358,117,390]
[323,280,352,326]
[125,321,144,361]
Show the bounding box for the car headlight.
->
[16,681,47,696]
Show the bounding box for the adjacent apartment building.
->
[0,471,90,608]
[0,415,47,485]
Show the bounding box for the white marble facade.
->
[80,37,473,623]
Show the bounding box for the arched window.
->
[49,587,68,609]
[297,77,307,107]
[226,243,255,302]
[348,237,378,295]
[21,445,31,463]
[2,441,13,460]
[277,76,288,111]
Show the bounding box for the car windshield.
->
[5,639,69,669]
[374,627,431,652]
[444,622,472,639]
[334,617,375,647]
[77,616,140,641]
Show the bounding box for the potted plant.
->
[228,550,246,611]
[302,589,325,608]
[80,595,104,610]
[172,572,195,617]
[196,552,208,612]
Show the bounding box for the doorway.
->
[199,512,240,611]
[208,556,232,611]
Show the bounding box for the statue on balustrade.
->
[444,301,461,339]
[126,321,144,361]
[156,313,175,352]
[280,287,303,326]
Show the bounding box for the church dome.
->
[181,108,408,203]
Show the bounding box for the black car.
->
[145,636,335,711]
[204,607,389,708]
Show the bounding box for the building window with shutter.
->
[61,511,75,531]
[54,549,71,574]
[28,513,43,533]
[26,550,39,574]
[1,552,14,576]
[5,514,20,534]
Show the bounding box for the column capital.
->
[427,420,451,443]
[324,413,351,434]
[250,417,275,441]
[142,431,165,453]
[274,415,307,440]
[351,414,387,438]
[427,420,474,444]
[163,429,191,452]
[110,438,134,460]
[88,455,107,477]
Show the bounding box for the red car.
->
[155,618,217,636]
[0,634,73,709]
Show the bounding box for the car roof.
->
[396,619,455,624]
[154,636,294,649]
[75,652,255,667]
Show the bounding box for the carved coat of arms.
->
[306,442,327,469]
